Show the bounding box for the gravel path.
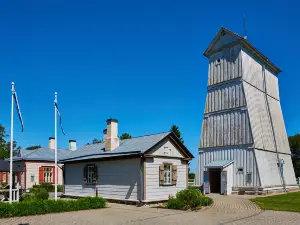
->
[1,194,299,225]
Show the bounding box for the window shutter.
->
[52,166,56,184]
[92,164,98,184]
[159,164,164,185]
[172,165,177,185]
[39,167,44,184]
[83,165,88,184]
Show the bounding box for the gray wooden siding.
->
[242,49,280,101]
[205,81,246,114]
[243,81,276,151]
[254,149,296,186]
[198,146,260,187]
[145,157,187,201]
[64,159,141,201]
[265,68,280,100]
[208,46,242,86]
[200,109,253,148]
[267,96,290,154]
[241,49,264,90]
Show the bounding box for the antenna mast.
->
[244,14,247,39]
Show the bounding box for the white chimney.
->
[69,140,77,151]
[105,119,119,151]
[48,137,55,150]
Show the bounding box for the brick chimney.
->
[103,129,107,142]
[105,119,119,151]
[48,137,55,150]
[69,140,77,151]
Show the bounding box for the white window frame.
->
[87,165,94,184]
[163,164,172,185]
[43,167,53,183]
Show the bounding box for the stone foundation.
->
[231,185,299,195]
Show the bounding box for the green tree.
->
[170,125,184,143]
[26,145,41,150]
[120,133,132,140]
[288,133,300,178]
[0,124,9,159]
[92,138,102,144]
[0,124,21,159]
[0,124,7,146]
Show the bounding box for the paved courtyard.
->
[1,195,300,225]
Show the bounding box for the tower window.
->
[237,168,244,173]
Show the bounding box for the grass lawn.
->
[251,191,300,212]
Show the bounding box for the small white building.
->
[196,27,297,194]
[60,119,193,203]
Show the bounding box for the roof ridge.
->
[122,131,170,140]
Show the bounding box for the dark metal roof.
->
[60,132,194,163]
[204,27,282,74]
[0,160,25,172]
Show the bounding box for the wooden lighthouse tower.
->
[196,27,297,194]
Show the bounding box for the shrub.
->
[31,184,63,193]
[166,187,213,210]
[57,185,63,192]
[166,197,186,210]
[35,188,49,200]
[0,197,106,218]
[23,188,49,201]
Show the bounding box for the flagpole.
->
[9,82,15,203]
[54,92,58,200]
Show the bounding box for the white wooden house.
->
[59,119,193,202]
[196,27,297,194]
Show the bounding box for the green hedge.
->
[166,187,213,210]
[0,197,106,218]
[31,184,63,193]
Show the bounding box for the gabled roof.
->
[204,27,281,74]
[13,147,70,162]
[60,132,194,163]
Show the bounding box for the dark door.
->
[209,169,221,193]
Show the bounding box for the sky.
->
[0,0,299,172]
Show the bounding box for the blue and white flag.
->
[54,101,66,135]
[13,91,24,132]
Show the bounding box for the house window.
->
[31,174,35,182]
[84,164,98,185]
[2,172,7,183]
[88,165,94,184]
[43,167,53,183]
[164,164,172,185]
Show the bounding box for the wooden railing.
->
[0,183,20,202]
[11,183,20,202]
[188,179,196,186]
